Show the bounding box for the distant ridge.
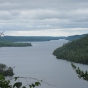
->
[0,34,87,42]
[53,34,88,64]
[65,34,88,41]
[0,36,65,42]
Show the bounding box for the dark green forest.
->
[53,34,88,64]
[0,41,32,47]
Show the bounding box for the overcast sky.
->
[0,0,88,36]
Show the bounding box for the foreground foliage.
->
[0,63,14,76]
[0,74,41,88]
[53,34,88,64]
[71,63,88,81]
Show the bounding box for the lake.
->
[0,39,88,88]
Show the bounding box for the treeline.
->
[0,36,65,42]
[0,34,87,42]
[53,34,88,64]
[0,41,32,47]
[0,63,14,76]
[65,34,87,40]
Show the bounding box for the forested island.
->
[0,41,32,47]
[53,34,88,64]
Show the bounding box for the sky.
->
[0,0,88,36]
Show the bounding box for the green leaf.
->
[13,82,22,88]
[0,74,5,80]
[29,85,32,88]
[14,77,18,81]
[32,84,35,87]
[35,82,41,86]
[22,86,26,88]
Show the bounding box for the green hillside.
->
[53,34,88,64]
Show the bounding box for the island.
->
[0,41,32,47]
[53,34,88,64]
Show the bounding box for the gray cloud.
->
[0,0,88,35]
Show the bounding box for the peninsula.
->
[53,34,88,64]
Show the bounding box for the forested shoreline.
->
[53,34,88,64]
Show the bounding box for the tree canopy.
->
[53,34,88,64]
[71,63,88,81]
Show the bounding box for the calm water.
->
[0,39,88,88]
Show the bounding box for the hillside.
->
[53,34,88,64]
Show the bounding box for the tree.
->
[71,63,88,81]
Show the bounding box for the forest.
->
[53,34,88,64]
[0,41,32,47]
[0,36,65,42]
[0,34,87,42]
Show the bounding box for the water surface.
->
[0,39,88,88]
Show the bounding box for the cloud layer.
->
[0,0,88,36]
